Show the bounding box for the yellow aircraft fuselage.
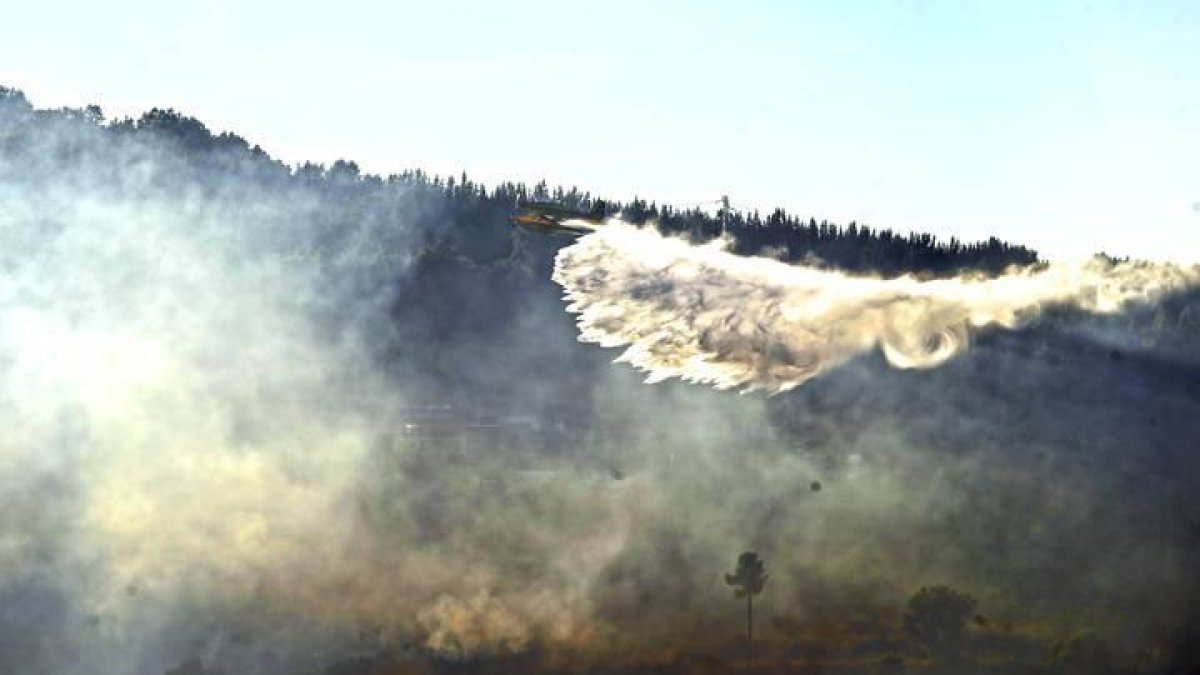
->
[507,201,605,237]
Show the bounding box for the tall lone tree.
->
[725,551,769,669]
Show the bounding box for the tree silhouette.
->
[725,551,768,668]
[902,585,977,661]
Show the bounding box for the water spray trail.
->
[553,222,1200,393]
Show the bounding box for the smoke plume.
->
[554,221,1200,392]
[0,102,423,674]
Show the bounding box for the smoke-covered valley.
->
[2,87,1199,675]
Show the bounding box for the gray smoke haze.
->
[0,102,433,674]
[3,92,1200,675]
[0,98,733,675]
[554,222,1200,392]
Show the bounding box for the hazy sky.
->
[4,0,1197,261]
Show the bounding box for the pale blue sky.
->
[4,1,1197,261]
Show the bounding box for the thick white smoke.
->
[553,222,1200,392]
[0,147,399,674]
[0,101,655,672]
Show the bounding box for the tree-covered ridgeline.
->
[0,85,1037,277]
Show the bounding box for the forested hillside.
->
[4,85,1200,675]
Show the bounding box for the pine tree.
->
[725,551,769,668]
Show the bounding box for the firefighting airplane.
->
[508,199,607,237]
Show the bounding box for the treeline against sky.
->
[0,86,1037,278]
